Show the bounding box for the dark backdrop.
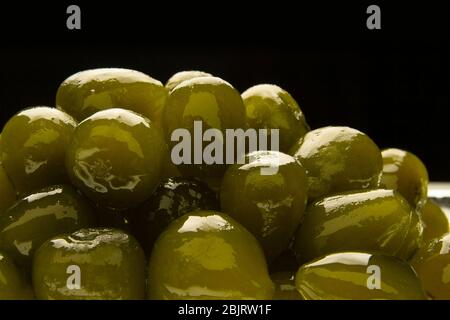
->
[0,2,449,180]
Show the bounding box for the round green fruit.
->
[412,232,450,300]
[289,126,382,200]
[165,70,213,92]
[65,108,166,210]
[1,106,77,196]
[33,228,146,300]
[421,199,450,242]
[147,211,274,299]
[296,252,426,300]
[163,76,246,182]
[294,189,420,263]
[0,185,96,270]
[242,84,310,152]
[380,148,429,210]
[56,68,168,123]
[220,151,308,261]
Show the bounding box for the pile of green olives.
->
[0,68,448,300]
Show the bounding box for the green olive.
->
[421,199,450,242]
[65,108,167,210]
[128,177,219,256]
[294,189,418,263]
[0,163,16,215]
[220,151,308,261]
[1,107,77,196]
[56,68,168,123]
[165,71,213,92]
[380,148,429,210]
[0,251,34,300]
[271,271,303,300]
[289,126,382,200]
[162,76,246,182]
[0,185,96,270]
[296,252,426,300]
[242,84,310,152]
[148,210,274,299]
[411,232,450,299]
[32,228,146,300]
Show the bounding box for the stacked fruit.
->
[0,68,448,300]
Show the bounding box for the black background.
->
[0,1,449,180]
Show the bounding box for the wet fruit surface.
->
[56,68,168,123]
[147,211,274,299]
[289,126,382,200]
[0,185,96,270]
[32,228,146,300]
[128,177,219,256]
[162,76,246,182]
[220,151,308,261]
[421,199,450,242]
[294,189,417,263]
[396,208,424,260]
[165,71,213,92]
[65,108,166,210]
[1,107,77,196]
[242,84,310,152]
[0,68,441,300]
[296,252,426,300]
[411,232,450,300]
[381,148,429,210]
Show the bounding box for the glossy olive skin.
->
[294,189,418,263]
[396,208,424,260]
[411,232,450,299]
[0,185,96,270]
[165,70,213,92]
[380,148,429,210]
[1,107,77,196]
[0,163,16,215]
[296,252,426,300]
[65,108,167,210]
[128,177,219,256]
[421,199,450,242]
[33,228,146,300]
[56,68,168,123]
[221,151,308,261]
[163,76,246,181]
[148,211,274,299]
[271,271,303,300]
[242,84,310,152]
[0,251,34,300]
[289,126,382,200]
